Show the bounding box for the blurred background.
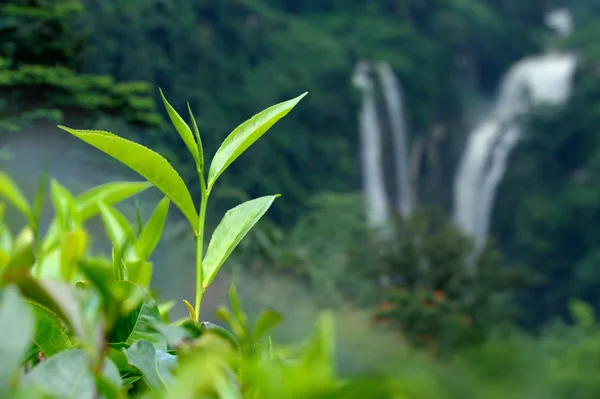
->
[3,0,600,396]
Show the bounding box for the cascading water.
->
[453,9,578,258]
[352,59,413,229]
[352,60,390,229]
[376,61,413,217]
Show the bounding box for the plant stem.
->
[194,170,208,323]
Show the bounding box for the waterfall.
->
[352,60,390,229]
[453,51,578,255]
[376,61,413,217]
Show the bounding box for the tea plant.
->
[0,90,407,398]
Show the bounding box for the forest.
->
[2,0,600,397]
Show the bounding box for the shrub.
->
[366,209,535,354]
[0,89,402,398]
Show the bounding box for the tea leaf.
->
[136,197,170,260]
[164,335,236,399]
[153,324,192,347]
[207,93,307,191]
[0,172,31,219]
[301,311,335,378]
[57,127,198,232]
[202,195,279,287]
[0,205,13,254]
[2,272,87,341]
[0,250,8,270]
[134,199,143,236]
[125,260,153,287]
[160,89,202,168]
[31,168,48,234]
[0,285,34,396]
[6,227,35,271]
[50,179,77,230]
[158,300,176,324]
[76,181,152,221]
[40,221,61,253]
[27,300,72,357]
[124,340,173,391]
[59,229,87,281]
[199,321,240,350]
[188,103,204,171]
[214,306,244,340]
[112,295,167,351]
[252,309,283,342]
[22,349,121,399]
[98,202,135,254]
[228,283,248,330]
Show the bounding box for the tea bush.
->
[0,90,405,398]
[4,87,600,399]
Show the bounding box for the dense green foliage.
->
[79,0,553,221]
[494,4,600,328]
[0,0,163,133]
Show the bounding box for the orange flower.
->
[379,301,393,311]
[433,290,446,302]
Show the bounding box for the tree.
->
[0,0,163,133]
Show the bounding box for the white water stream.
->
[453,51,578,254]
[352,60,390,229]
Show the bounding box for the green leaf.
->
[57,126,199,232]
[49,179,77,229]
[207,93,307,191]
[152,324,192,347]
[0,285,34,395]
[252,309,283,342]
[124,340,174,391]
[135,197,170,260]
[40,221,61,253]
[188,102,204,171]
[125,260,153,287]
[202,195,279,287]
[31,168,48,234]
[59,229,87,281]
[214,306,244,340]
[0,250,8,270]
[76,181,153,222]
[0,172,31,219]
[158,300,175,324]
[2,272,87,342]
[22,349,121,399]
[43,181,151,253]
[98,202,135,253]
[134,199,143,236]
[301,311,335,377]
[0,204,13,254]
[27,300,72,357]
[160,89,202,168]
[199,321,240,350]
[111,294,167,351]
[228,283,246,327]
[6,227,35,271]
